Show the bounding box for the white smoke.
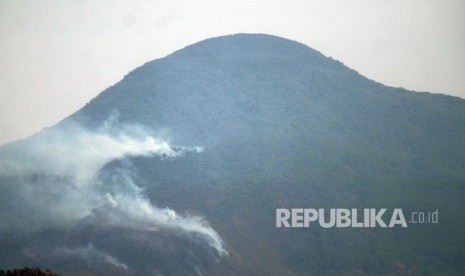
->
[0,115,178,180]
[0,114,226,256]
[59,243,128,270]
[97,191,227,255]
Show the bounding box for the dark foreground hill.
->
[1,34,465,275]
[0,267,58,276]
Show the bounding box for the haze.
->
[1,0,464,145]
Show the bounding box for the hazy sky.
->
[1,0,464,145]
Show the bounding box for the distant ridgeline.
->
[1,34,464,275]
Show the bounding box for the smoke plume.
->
[0,113,227,259]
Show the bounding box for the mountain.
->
[1,34,465,275]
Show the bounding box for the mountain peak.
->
[71,33,435,147]
[72,34,358,143]
[129,33,353,82]
[171,33,321,59]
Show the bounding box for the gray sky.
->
[1,0,464,145]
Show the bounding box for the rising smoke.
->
[0,113,227,265]
[58,243,129,270]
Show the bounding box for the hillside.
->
[1,34,465,275]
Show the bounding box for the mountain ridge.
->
[1,33,465,275]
